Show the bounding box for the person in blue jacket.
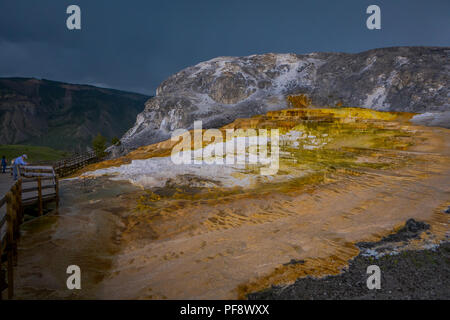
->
[13,154,27,180]
[1,156,6,173]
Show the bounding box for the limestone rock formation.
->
[117,46,449,154]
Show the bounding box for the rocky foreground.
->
[115,46,449,155]
[249,219,450,300]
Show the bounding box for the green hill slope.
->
[0,144,69,163]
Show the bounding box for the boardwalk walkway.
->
[1,152,101,299]
[0,166,59,299]
[0,172,14,232]
[0,172,14,198]
[0,169,56,223]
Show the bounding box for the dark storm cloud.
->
[0,0,449,95]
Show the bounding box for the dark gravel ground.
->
[248,219,450,300]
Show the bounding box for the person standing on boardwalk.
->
[13,154,27,180]
[1,156,6,173]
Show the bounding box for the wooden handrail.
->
[6,191,14,299]
[0,166,60,299]
[22,184,56,193]
[52,150,100,177]
[21,177,54,183]
[21,172,55,177]
[21,166,53,171]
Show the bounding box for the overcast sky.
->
[0,0,449,95]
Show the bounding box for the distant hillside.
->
[0,78,150,152]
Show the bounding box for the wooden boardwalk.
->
[0,165,59,299]
[0,170,15,235]
[0,174,14,204]
[54,151,98,177]
[0,151,101,299]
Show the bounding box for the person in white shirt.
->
[13,154,28,180]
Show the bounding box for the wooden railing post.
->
[17,179,22,225]
[1,169,63,299]
[37,177,43,216]
[18,165,23,179]
[0,202,4,300]
[11,185,18,266]
[6,192,14,299]
[55,178,59,210]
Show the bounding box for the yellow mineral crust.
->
[22,106,447,300]
[74,107,415,176]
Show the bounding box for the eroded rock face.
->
[0,78,149,152]
[118,47,449,154]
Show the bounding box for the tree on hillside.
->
[92,133,107,157]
